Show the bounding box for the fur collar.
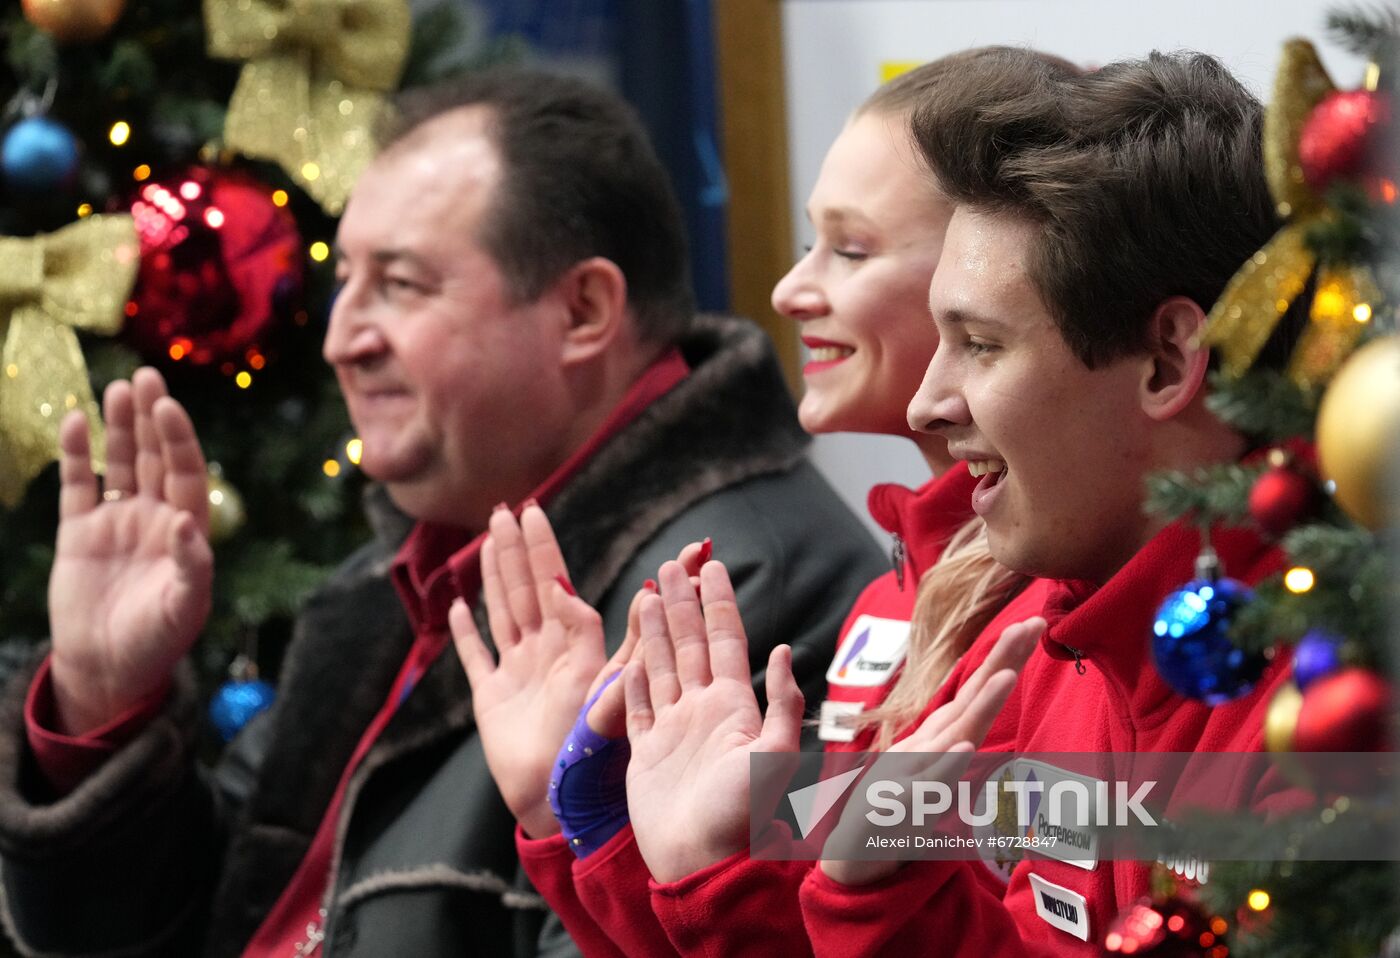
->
[215,315,809,943]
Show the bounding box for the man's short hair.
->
[860,45,1081,120]
[381,68,695,345]
[912,51,1279,368]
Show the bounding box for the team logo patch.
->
[825,616,909,688]
[973,759,1103,874]
[1027,872,1091,941]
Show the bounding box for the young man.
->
[541,51,1299,957]
[0,70,881,957]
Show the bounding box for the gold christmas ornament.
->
[1265,681,1303,752]
[204,0,411,216]
[207,467,247,543]
[21,0,126,43]
[0,215,139,508]
[1315,335,1400,530]
[1288,263,1382,385]
[1204,39,1377,391]
[1264,681,1313,789]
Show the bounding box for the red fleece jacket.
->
[523,465,1292,957]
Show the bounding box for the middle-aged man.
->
[0,69,882,956]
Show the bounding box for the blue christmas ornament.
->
[1151,576,1262,704]
[1,116,80,192]
[209,678,276,742]
[1292,630,1343,691]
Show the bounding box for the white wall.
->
[780,0,1366,540]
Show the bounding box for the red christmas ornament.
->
[1248,463,1318,537]
[1298,89,1391,192]
[1103,895,1225,957]
[1294,668,1392,752]
[124,167,303,369]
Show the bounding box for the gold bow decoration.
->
[204,0,412,216]
[1204,39,1381,390]
[0,216,139,508]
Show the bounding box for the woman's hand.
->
[622,559,804,882]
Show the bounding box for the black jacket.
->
[0,316,885,957]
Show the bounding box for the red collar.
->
[389,347,690,634]
[1039,441,1309,666]
[866,466,978,579]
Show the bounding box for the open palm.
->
[451,504,612,838]
[623,560,804,883]
[48,369,213,735]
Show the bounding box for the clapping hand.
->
[48,368,214,736]
[622,559,805,883]
[817,616,1044,886]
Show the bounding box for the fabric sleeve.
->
[25,656,170,796]
[648,845,814,958]
[516,827,628,958]
[800,861,1069,958]
[0,656,224,956]
[571,826,681,958]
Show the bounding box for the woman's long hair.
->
[859,516,1029,748]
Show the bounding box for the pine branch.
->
[1204,370,1319,442]
[1326,5,1400,57]
[1204,857,1400,958]
[1305,187,1376,264]
[1145,463,1264,526]
[4,17,58,90]
[98,40,160,99]
[1227,523,1393,656]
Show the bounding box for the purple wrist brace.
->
[549,671,631,858]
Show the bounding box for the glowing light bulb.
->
[1284,567,1315,594]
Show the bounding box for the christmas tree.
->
[1106,9,1400,957]
[0,0,506,730]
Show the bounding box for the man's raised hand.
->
[48,368,214,736]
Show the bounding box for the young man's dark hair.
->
[912,50,1280,367]
[382,68,694,345]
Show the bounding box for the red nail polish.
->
[698,537,713,564]
[554,573,577,597]
[523,497,539,510]
[493,501,509,512]
[643,578,657,592]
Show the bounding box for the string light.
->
[133,164,152,181]
[309,241,330,262]
[271,189,289,207]
[235,371,253,389]
[346,438,363,465]
[109,121,131,146]
[76,203,93,217]
[323,459,342,478]
[1247,889,1271,911]
[1353,303,1372,324]
[301,162,321,181]
[1284,566,1316,593]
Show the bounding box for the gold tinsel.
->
[204,0,411,216]
[1204,39,1381,390]
[0,215,139,507]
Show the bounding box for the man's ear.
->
[1140,295,1210,421]
[556,257,629,365]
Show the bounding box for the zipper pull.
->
[1064,644,1088,675]
[891,533,907,591]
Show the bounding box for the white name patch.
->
[1027,872,1091,942]
[817,700,864,743]
[824,615,909,688]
